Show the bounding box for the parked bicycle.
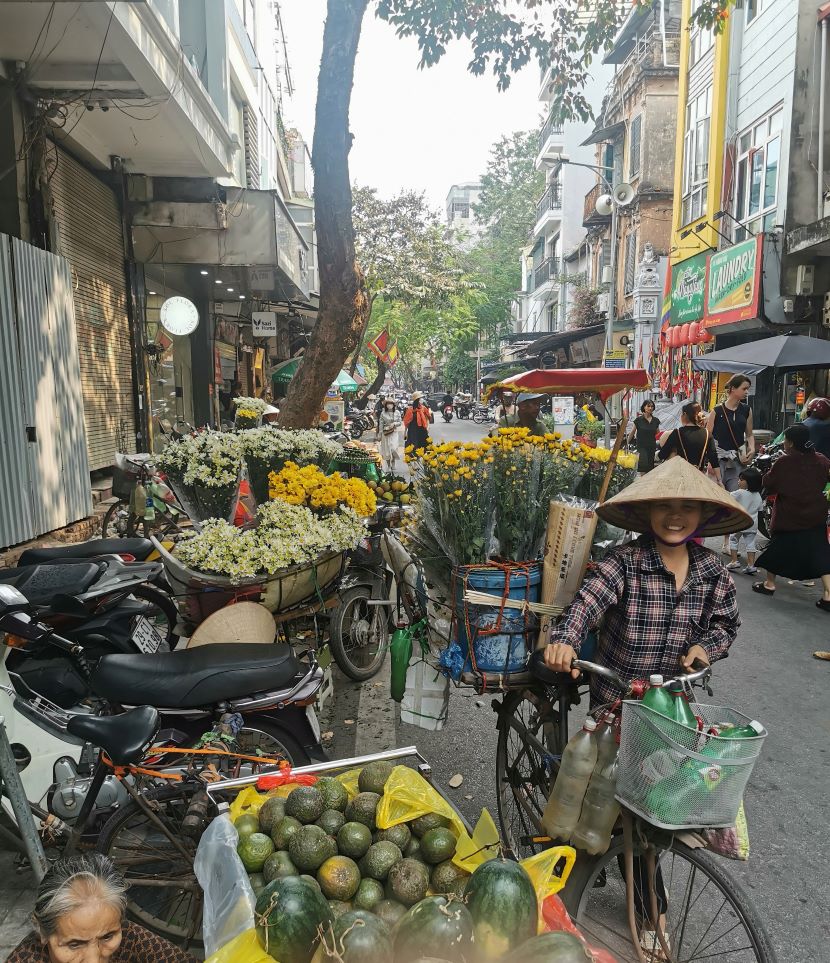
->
[493,653,775,963]
[102,453,191,540]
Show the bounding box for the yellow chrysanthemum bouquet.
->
[268,461,377,518]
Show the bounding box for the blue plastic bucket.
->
[452,563,542,674]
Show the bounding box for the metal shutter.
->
[49,148,136,470]
[243,105,260,189]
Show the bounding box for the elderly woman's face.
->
[45,902,122,963]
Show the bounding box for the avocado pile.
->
[368,474,412,506]
[235,761,591,963]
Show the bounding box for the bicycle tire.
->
[97,782,207,947]
[495,687,562,858]
[561,835,778,963]
[101,500,132,538]
[328,585,390,681]
[473,410,487,424]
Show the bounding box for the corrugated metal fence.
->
[0,234,92,550]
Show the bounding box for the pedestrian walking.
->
[658,402,721,483]
[627,399,660,472]
[726,467,763,574]
[402,390,433,452]
[802,396,830,457]
[706,374,755,490]
[751,424,830,611]
[379,397,401,472]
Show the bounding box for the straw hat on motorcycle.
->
[187,601,276,648]
[597,456,754,537]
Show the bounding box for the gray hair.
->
[32,854,128,941]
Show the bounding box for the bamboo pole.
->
[598,413,628,504]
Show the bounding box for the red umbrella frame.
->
[483,367,651,403]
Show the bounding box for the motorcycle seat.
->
[0,562,105,606]
[91,643,302,709]
[67,705,160,766]
[19,538,154,566]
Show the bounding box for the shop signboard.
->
[602,349,628,369]
[252,311,278,337]
[670,252,707,325]
[320,399,344,430]
[704,235,763,326]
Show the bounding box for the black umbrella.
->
[692,333,830,375]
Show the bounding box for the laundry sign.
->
[705,235,763,326]
[252,311,278,337]
[670,252,707,325]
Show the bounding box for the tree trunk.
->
[348,292,377,375]
[278,0,370,428]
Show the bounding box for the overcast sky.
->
[280,0,544,213]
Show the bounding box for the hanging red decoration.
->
[689,321,701,344]
[698,326,713,344]
[680,323,691,346]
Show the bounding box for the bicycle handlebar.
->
[571,658,712,692]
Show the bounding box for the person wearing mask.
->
[403,390,433,451]
[658,402,721,483]
[706,374,755,492]
[627,399,660,473]
[498,392,548,434]
[379,397,402,471]
[802,396,830,458]
[751,424,830,611]
[8,853,196,963]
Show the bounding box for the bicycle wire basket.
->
[615,701,766,831]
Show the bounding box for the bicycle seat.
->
[530,649,574,686]
[19,538,154,566]
[90,643,301,709]
[67,706,160,766]
[0,563,105,606]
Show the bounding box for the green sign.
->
[670,253,707,325]
[705,236,762,325]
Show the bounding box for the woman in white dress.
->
[379,398,401,471]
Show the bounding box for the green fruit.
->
[317,809,346,836]
[259,796,287,833]
[404,838,422,860]
[286,786,326,824]
[328,900,354,919]
[272,816,302,850]
[289,825,338,872]
[463,859,538,961]
[430,860,469,895]
[385,858,429,906]
[345,792,381,830]
[354,878,385,912]
[301,874,322,892]
[235,813,261,838]
[255,876,332,963]
[359,841,402,881]
[394,896,475,963]
[249,872,266,896]
[411,813,452,838]
[449,877,468,899]
[319,910,393,963]
[373,899,408,927]
[238,832,275,873]
[420,827,457,865]
[338,822,373,859]
[358,761,395,795]
[317,777,349,813]
[375,824,411,852]
[504,932,593,963]
[263,850,298,883]
[317,855,361,901]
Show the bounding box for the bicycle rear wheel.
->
[495,687,561,858]
[561,835,777,963]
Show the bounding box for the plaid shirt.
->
[547,536,739,706]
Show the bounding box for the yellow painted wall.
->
[670,0,732,266]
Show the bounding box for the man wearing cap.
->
[498,392,548,435]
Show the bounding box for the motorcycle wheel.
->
[758,502,772,539]
[234,717,310,767]
[473,409,486,424]
[350,422,364,439]
[329,585,390,681]
[128,584,179,648]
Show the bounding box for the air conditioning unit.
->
[795,264,814,296]
[601,265,612,285]
[823,292,830,328]
[597,292,610,313]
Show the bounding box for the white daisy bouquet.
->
[240,427,343,503]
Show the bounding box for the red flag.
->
[367,329,389,360]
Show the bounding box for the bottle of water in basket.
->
[571,714,620,855]
[542,718,598,841]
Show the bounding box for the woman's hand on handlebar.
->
[681,645,710,672]
[544,643,581,679]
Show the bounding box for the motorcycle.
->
[454,401,471,420]
[442,403,454,423]
[472,403,496,425]
[751,442,784,538]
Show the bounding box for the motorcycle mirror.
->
[0,584,28,612]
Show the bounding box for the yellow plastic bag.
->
[205,929,277,963]
[375,766,466,837]
[520,845,576,901]
[335,768,361,799]
[453,809,501,872]
[229,785,296,823]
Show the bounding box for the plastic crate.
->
[615,701,766,830]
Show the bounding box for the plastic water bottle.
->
[144,490,156,523]
[641,675,673,717]
[542,718,598,841]
[645,760,725,827]
[389,625,413,703]
[700,720,764,761]
[571,715,620,854]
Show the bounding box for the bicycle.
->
[102,453,190,540]
[494,654,776,963]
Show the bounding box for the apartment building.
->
[445,182,484,250]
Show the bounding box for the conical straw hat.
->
[597,457,754,537]
[188,601,276,648]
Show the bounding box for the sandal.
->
[816,600,830,613]
[752,582,775,596]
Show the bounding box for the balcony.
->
[533,183,563,238]
[583,183,611,227]
[535,113,565,170]
[533,258,560,290]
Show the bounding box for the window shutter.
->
[629,116,642,178]
[625,233,638,293]
[243,105,260,189]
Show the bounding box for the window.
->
[624,232,638,294]
[734,107,782,240]
[629,115,642,179]
[689,0,714,68]
[547,303,557,331]
[746,0,760,24]
[451,201,470,218]
[682,85,712,225]
[230,93,247,187]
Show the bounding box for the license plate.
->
[132,616,163,654]
[317,644,333,670]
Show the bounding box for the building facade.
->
[445,182,483,250]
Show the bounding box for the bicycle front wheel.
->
[561,835,777,963]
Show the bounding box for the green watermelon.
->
[504,932,593,963]
[463,859,538,961]
[318,909,392,963]
[394,896,475,963]
[255,875,333,963]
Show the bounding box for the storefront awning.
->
[692,333,830,374]
[581,121,625,147]
[486,368,651,402]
